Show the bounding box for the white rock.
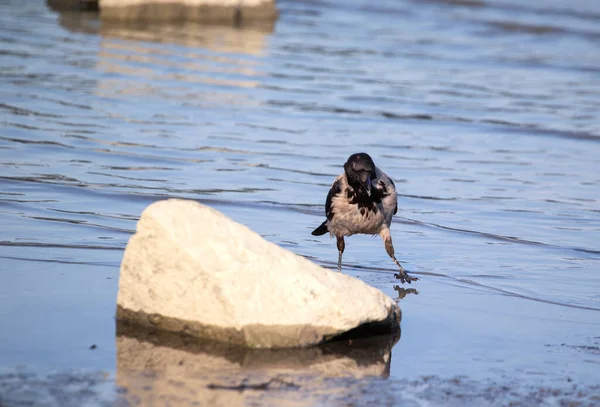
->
[117,199,400,348]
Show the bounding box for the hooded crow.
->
[311,153,418,284]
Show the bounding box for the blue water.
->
[0,0,599,402]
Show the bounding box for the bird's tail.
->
[311,221,328,236]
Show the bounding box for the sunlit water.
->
[1,0,599,401]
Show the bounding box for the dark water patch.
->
[0,198,59,204]
[281,62,365,76]
[482,118,523,127]
[485,21,565,35]
[574,248,600,255]
[266,99,363,115]
[380,111,433,121]
[1,121,63,132]
[456,160,532,165]
[502,209,544,213]
[26,215,134,235]
[0,255,117,268]
[255,83,321,94]
[0,102,63,119]
[502,126,600,143]
[0,241,123,251]
[26,95,93,111]
[446,178,477,183]
[416,0,484,6]
[0,174,84,184]
[47,120,110,129]
[399,194,459,201]
[87,171,171,183]
[49,208,139,221]
[97,165,177,171]
[257,164,334,177]
[0,136,75,148]
[236,122,307,134]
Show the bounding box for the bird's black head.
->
[344,153,376,197]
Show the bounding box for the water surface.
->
[1,0,599,404]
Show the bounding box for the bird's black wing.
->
[311,178,342,236]
[325,178,342,221]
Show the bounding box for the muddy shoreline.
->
[2,368,598,407]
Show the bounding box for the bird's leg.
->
[336,236,345,273]
[380,229,418,284]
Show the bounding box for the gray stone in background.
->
[117,199,401,348]
[98,0,278,23]
[47,0,99,11]
[47,0,278,24]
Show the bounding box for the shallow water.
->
[1,0,599,404]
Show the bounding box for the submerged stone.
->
[117,198,400,348]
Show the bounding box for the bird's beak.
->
[365,176,372,196]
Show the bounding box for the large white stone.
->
[117,199,400,348]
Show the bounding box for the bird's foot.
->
[391,256,418,284]
[394,269,419,284]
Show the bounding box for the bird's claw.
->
[394,271,419,284]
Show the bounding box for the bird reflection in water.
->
[393,285,418,301]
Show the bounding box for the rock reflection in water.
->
[116,321,400,406]
[95,21,271,104]
[48,2,274,103]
